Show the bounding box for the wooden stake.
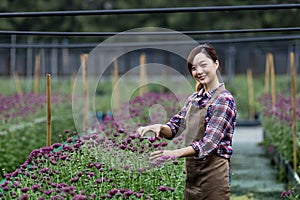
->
[14,71,23,95]
[113,58,120,110]
[139,53,147,96]
[269,53,276,107]
[264,53,270,94]
[247,68,255,121]
[46,74,52,147]
[290,51,297,172]
[81,54,89,131]
[71,71,76,93]
[34,54,40,95]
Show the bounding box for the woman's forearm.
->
[176,146,196,158]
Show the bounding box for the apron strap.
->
[204,84,225,110]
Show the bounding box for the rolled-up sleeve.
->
[166,94,195,138]
[191,95,236,158]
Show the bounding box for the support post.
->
[290,52,297,172]
[46,74,52,147]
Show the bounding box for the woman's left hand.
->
[150,147,196,161]
[150,150,181,161]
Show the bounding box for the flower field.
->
[0,92,187,199]
[260,93,300,165]
[0,93,75,179]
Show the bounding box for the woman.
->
[137,43,237,200]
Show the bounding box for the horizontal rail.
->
[0,4,299,18]
[0,27,299,36]
[0,34,299,49]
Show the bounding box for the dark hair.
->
[186,43,220,91]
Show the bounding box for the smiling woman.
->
[137,43,237,200]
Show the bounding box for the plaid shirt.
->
[166,84,237,159]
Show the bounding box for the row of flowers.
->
[260,93,300,199]
[0,92,186,199]
[0,93,68,132]
[0,93,75,178]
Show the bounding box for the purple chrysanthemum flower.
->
[21,187,30,193]
[52,143,62,149]
[18,194,29,200]
[94,162,102,169]
[70,177,79,183]
[135,193,143,198]
[108,188,118,196]
[124,164,130,170]
[32,184,40,192]
[44,190,53,195]
[281,190,292,198]
[95,178,106,184]
[124,190,135,197]
[157,186,169,192]
[119,188,126,193]
[148,137,156,143]
[73,194,87,200]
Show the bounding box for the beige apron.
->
[184,85,230,200]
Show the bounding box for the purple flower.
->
[157,185,169,191]
[135,193,143,198]
[18,194,29,200]
[119,188,126,193]
[95,178,106,184]
[32,184,40,192]
[73,194,87,200]
[44,190,53,195]
[90,194,96,199]
[70,177,79,183]
[281,190,292,198]
[94,162,102,169]
[124,190,135,197]
[67,137,73,143]
[21,187,30,193]
[108,188,118,196]
[148,137,156,143]
[52,143,62,149]
[11,169,20,177]
[40,167,50,174]
[159,142,168,147]
[124,164,130,170]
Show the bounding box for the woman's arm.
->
[150,146,196,160]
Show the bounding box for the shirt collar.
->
[197,83,224,98]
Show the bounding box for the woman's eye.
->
[191,67,196,71]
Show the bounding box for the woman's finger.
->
[150,150,163,157]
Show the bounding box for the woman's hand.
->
[150,150,181,161]
[150,147,196,161]
[137,124,162,138]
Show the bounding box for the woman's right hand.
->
[136,124,162,138]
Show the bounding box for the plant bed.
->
[269,149,300,190]
[260,93,300,198]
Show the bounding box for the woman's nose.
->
[196,67,202,74]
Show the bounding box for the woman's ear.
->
[215,60,219,70]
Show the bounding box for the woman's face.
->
[191,52,219,90]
